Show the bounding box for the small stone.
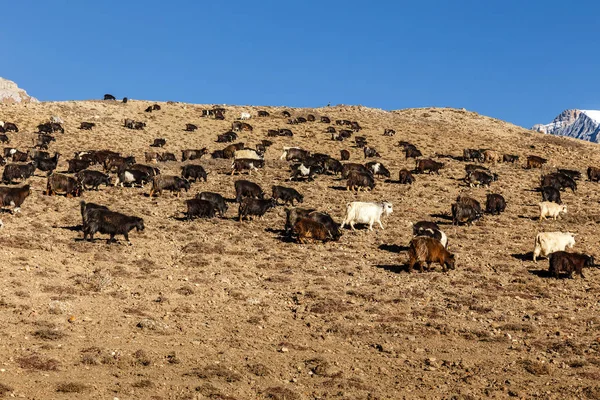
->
[280,347,289,353]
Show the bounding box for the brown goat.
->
[526,155,547,169]
[293,218,331,244]
[407,236,456,273]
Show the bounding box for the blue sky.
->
[2,1,599,128]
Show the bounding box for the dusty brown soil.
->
[0,101,599,399]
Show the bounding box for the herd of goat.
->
[0,94,598,279]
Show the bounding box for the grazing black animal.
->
[185,199,216,220]
[211,150,225,159]
[463,149,484,162]
[588,166,600,182]
[104,94,116,100]
[36,153,60,173]
[122,97,128,103]
[557,169,581,181]
[217,131,237,143]
[365,161,391,178]
[80,122,96,130]
[465,164,490,174]
[456,195,483,214]
[238,198,277,221]
[3,123,18,133]
[398,169,415,184]
[149,175,190,197]
[283,147,310,162]
[38,122,63,134]
[355,136,367,148]
[452,200,483,226]
[0,134,9,144]
[306,211,341,240]
[324,158,343,175]
[340,150,350,161]
[405,146,422,159]
[485,194,506,215]
[2,162,37,184]
[540,186,561,204]
[341,163,371,179]
[272,186,303,205]
[150,138,166,147]
[156,152,176,162]
[234,180,264,203]
[68,159,92,173]
[549,251,595,279]
[346,171,375,191]
[83,208,144,245]
[104,155,136,172]
[181,164,208,182]
[77,170,111,190]
[185,124,198,132]
[465,170,495,187]
[503,154,519,163]
[80,201,110,232]
[283,208,341,240]
[34,134,56,150]
[196,192,228,217]
[541,172,577,192]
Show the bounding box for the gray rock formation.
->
[0,77,38,104]
[533,109,600,143]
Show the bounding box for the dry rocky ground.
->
[0,100,599,399]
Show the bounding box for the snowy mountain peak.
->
[533,109,600,143]
[581,110,600,125]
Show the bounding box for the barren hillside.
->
[0,100,599,399]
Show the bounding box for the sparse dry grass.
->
[0,101,599,398]
[17,355,60,371]
[56,382,87,393]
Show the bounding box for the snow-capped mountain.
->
[533,109,600,143]
[0,77,38,104]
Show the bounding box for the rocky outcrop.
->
[533,109,600,143]
[0,77,38,104]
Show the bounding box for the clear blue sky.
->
[2,1,599,128]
